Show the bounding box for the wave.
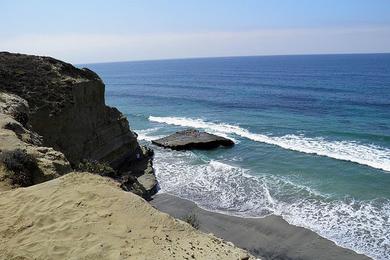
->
[135,128,165,142]
[149,116,390,172]
[153,148,390,259]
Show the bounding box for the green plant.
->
[0,149,37,187]
[77,159,116,177]
[182,213,200,229]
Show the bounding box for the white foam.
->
[278,198,390,260]
[154,149,276,215]
[149,116,390,172]
[135,128,164,141]
[153,148,390,259]
[207,131,239,144]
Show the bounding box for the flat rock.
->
[152,129,234,150]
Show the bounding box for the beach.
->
[151,193,371,260]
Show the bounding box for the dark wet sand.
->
[151,193,371,260]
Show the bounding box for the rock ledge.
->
[152,129,234,150]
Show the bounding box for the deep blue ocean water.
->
[84,54,390,260]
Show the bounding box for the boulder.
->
[137,174,158,194]
[152,129,234,150]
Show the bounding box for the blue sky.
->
[1,0,390,63]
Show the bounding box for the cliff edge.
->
[0,173,254,260]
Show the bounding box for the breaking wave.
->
[152,147,390,259]
[135,128,165,142]
[149,116,390,172]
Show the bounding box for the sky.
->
[1,0,390,63]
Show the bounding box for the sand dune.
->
[0,173,254,260]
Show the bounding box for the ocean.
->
[84,54,390,260]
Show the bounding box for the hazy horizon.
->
[1,0,390,63]
[77,52,390,65]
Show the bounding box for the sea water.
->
[84,54,390,260]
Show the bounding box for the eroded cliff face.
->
[0,92,71,190]
[0,52,156,197]
[0,52,139,168]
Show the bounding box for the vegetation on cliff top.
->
[0,149,39,187]
[0,52,100,115]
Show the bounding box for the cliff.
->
[0,92,71,190]
[0,52,137,167]
[0,52,156,197]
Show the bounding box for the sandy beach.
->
[151,193,371,260]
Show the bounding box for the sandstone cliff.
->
[0,92,71,190]
[0,52,156,197]
[0,52,138,167]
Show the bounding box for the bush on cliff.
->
[76,160,117,177]
[182,213,200,229]
[0,149,38,187]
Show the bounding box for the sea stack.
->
[152,129,235,150]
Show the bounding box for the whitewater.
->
[149,116,390,172]
[136,129,390,260]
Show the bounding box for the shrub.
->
[182,213,200,229]
[0,149,37,187]
[77,159,116,177]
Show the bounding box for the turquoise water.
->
[84,54,390,259]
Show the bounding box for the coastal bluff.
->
[0,52,156,197]
[0,52,138,167]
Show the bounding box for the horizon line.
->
[78,51,390,66]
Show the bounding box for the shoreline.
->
[151,193,371,260]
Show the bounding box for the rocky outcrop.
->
[0,52,157,196]
[0,91,29,126]
[0,92,71,190]
[152,129,235,150]
[119,146,157,199]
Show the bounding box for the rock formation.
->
[0,52,156,197]
[0,92,71,190]
[152,129,235,150]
